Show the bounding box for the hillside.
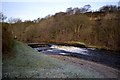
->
[3,41,120,78]
[9,11,120,51]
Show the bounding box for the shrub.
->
[2,23,14,54]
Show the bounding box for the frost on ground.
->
[2,41,119,78]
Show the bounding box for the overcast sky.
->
[1,0,119,21]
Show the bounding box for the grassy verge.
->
[2,40,105,78]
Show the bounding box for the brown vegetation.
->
[3,5,120,51]
[2,23,14,58]
[9,12,119,51]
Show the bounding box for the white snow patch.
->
[34,48,40,51]
[47,49,53,52]
[59,53,66,55]
[50,45,88,55]
[88,48,96,50]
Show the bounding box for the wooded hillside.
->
[3,5,120,51]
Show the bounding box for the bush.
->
[2,23,14,54]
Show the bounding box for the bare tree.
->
[83,4,91,12]
[45,14,51,19]
[73,7,80,14]
[79,5,91,13]
[66,7,73,15]
[118,1,120,11]
[99,5,118,13]
[8,17,22,23]
[0,12,7,22]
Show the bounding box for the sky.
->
[1,0,119,21]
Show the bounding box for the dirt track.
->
[49,54,120,78]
